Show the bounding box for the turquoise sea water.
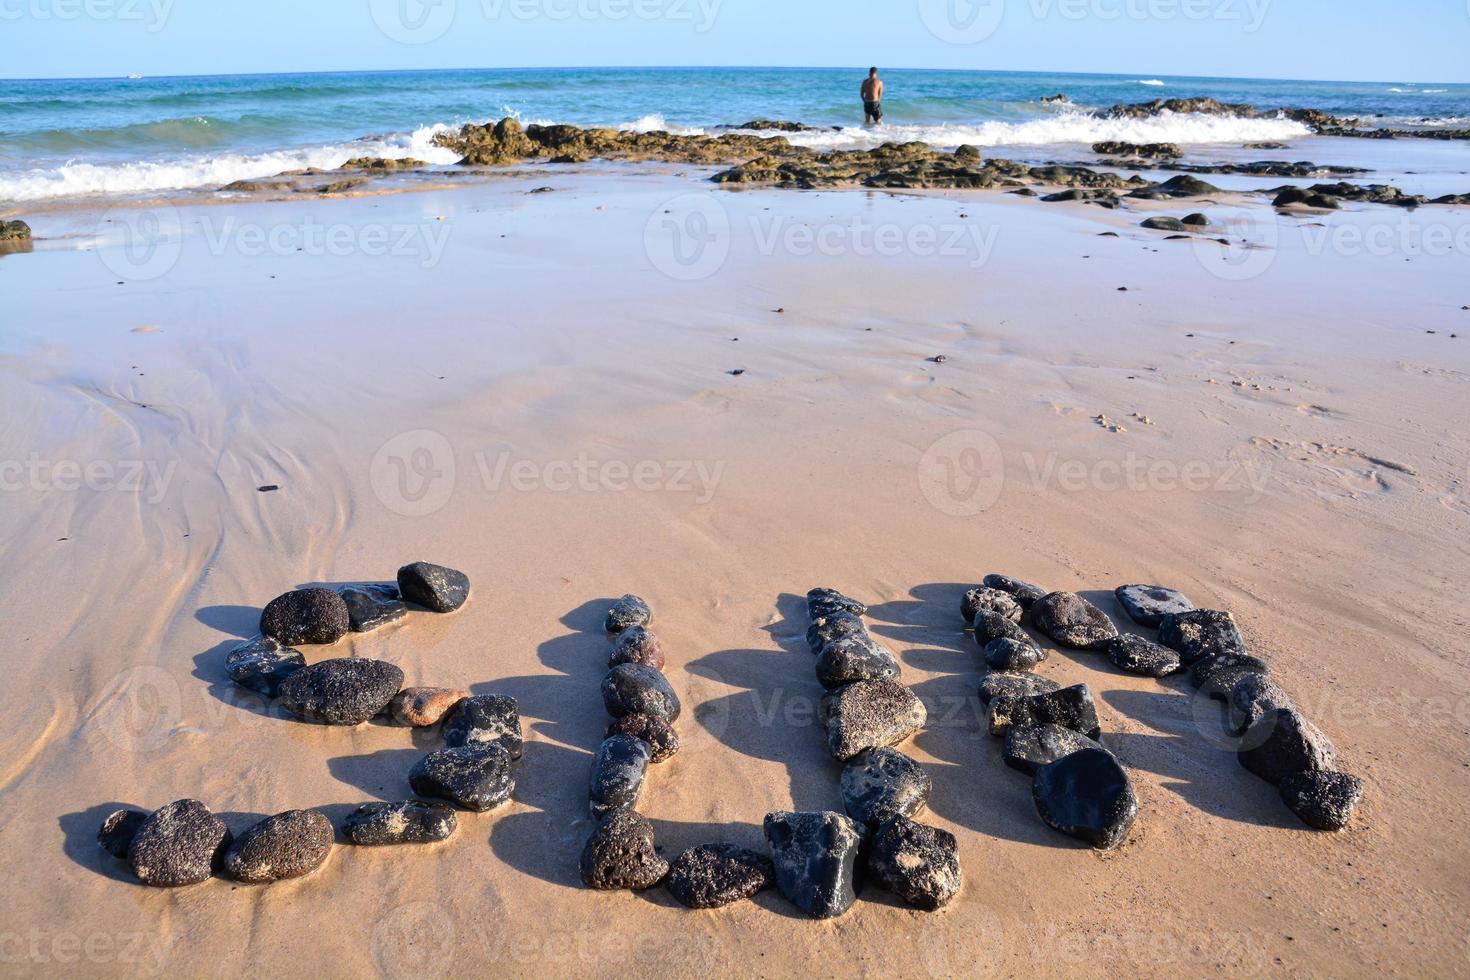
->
[1,67,1466,202]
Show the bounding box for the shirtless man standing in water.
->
[861,67,884,125]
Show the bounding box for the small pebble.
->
[390,687,471,727]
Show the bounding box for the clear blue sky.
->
[3,0,1467,82]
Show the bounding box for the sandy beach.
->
[2,164,1469,976]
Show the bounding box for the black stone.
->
[601,663,681,722]
[339,584,408,632]
[665,844,775,909]
[1182,213,1210,226]
[589,734,652,818]
[806,588,867,618]
[1033,592,1118,650]
[259,588,350,645]
[815,635,901,689]
[1032,748,1137,850]
[961,587,1022,626]
[1280,770,1363,831]
[989,684,1101,740]
[127,799,232,887]
[98,809,146,859]
[1238,708,1336,786]
[225,635,305,697]
[1229,673,1294,735]
[824,679,927,760]
[609,626,664,670]
[1113,584,1195,627]
[839,747,932,828]
[983,637,1046,671]
[865,817,962,910]
[409,743,515,812]
[396,562,470,613]
[806,612,868,654]
[973,609,1031,645]
[1004,724,1107,775]
[441,694,523,758]
[1105,634,1182,677]
[763,811,862,919]
[606,713,680,763]
[1191,653,1270,696]
[983,574,1048,608]
[580,809,669,890]
[343,801,457,845]
[1141,216,1189,232]
[277,658,404,726]
[979,672,1061,705]
[604,594,652,634]
[1159,609,1247,664]
[223,809,334,883]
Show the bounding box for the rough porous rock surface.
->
[606,713,680,763]
[259,588,351,646]
[225,635,306,696]
[1238,708,1336,786]
[223,809,334,883]
[1105,634,1182,677]
[441,694,523,758]
[1004,724,1108,775]
[989,684,1102,740]
[389,687,470,727]
[1159,609,1247,664]
[589,734,653,818]
[866,817,962,911]
[98,809,147,859]
[1033,748,1138,850]
[979,672,1061,705]
[609,626,665,670]
[665,844,776,909]
[1114,584,1195,627]
[604,594,652,634]
[0,219,32,241]
[840,747,932,828]
[824,679,927,760]
[396,562,471,613]
[127,800,232,887]
[806,588,867,618]
[983,574,1048,608]
[973,609,1031,645]
[1229,673,1294,736]
[961,587,1022,626]
[601,663,681,722]
[983,637,1046,672]
[343,801,457,845]
[1034,592,1119,650]
[807,611,868,654]
[1280,770,1364,831]
[409,743,515,812]
[339,583,409,632]
[580,809,669,890]
[763,811,862,919]
[816,635,901,689]
[1191,653,1270,694]
[277,658,404,726]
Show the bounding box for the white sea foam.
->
[617,113,707,136]
[1137,79,1166,86]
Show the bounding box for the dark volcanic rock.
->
[589,734,652,818]
[1093,140,1182,158]
[389,687,470,727]
[609,626,665,670]
[441,694,523,758]
[225,635,306,696]
[763,811,862,919]
[1033,748,1137,850]
[806,611,868,653]
[840,747,932,828]
[277,658,404,725]
[606,713,680,763]
[580,809,669,890]
[806,587,868,618]
[98,809,147,859]
[1114,584,1195,627]
[983,637,1046,672]
[1273,186,1340,209]
[1280,770,1363,831]
[1004,724,1107,775]
[338,584,408,632]
[343,801,457,845]
[1152,174,1222,197]
[816,635,901,689]
[983,574,1048,608]
[1105,634,1182,677]
[979,672,1061,705]
[866,816,962,910]
[224,809,333,883]
[824,679,927,760]
[604,594,652,634]
[989,684,1101,740]
[1033,592,1118,650]
[1229,672,1294,735]
[961,587,1023,625]
[259,587,350,645]
[1238,708,1336,786]
[1141,216,1190,232]
[665,844,776,909]
[973,609,1031,645]
[1190,653,1270,695]
[409,743,515,812]
[1182,212,1210,226]
[602,663,681,722]
[1159,609,1247,664]
[396,562,470,612]
[127,799,232,887]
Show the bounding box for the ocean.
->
[1,66,1466,203]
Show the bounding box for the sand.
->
[1,171,1468,976]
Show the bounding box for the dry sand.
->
[1,172,1468,976]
